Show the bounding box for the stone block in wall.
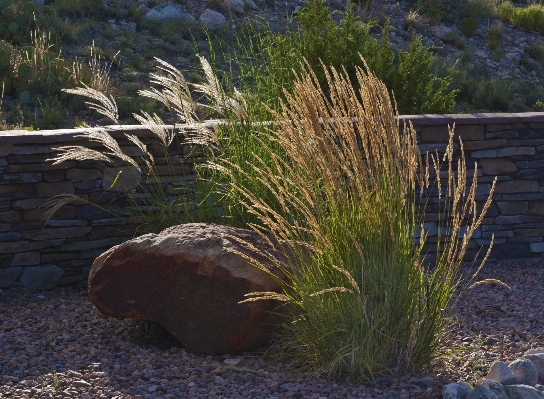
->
[495,180,540,194]
[57,274,83,285]
[20,265,64,291]
[484,130,520,139]
[497,201,529,215]
[73,180,102,190]
[516,161,529,169]
[87,226,124,240]
[490,243,533,259]
[12,198,47,210]
[520,130,544,139]
[79,249,106,259]
[476,238,507,246]
[75,204,123,219]
[43,170,65,183]
[510,228,544,236]
[41,252,79,263]
[501,193,544,201]
[102,166,141,192]
[7,154,51,164]
[495,215,544,224]
[509,138,544,146]
[11,251,40,266]
[0,143,14,157]
[12,145,55,155]
[35,181,75,197]
[485,123,526,132]
[66,168,102,182]
[23,206,75,221]
[529,243,544,252]
[528,202,544,216]
[0,232,20,241]
[482,231,514,238]
[2,173,42,183]
[420,124,484,142]
[479,159,518,175]
[19,226,93,241]
[508,236,542,243]
[0,224,11,233]
[0,267,22,288]
[45,219,88,227]
[463,139,507,151]
[152,164,192,176]
[7,161,75,172]
[516,169,544,179]
[472,147,535,158]
[0,240,28,253]
[0,254,13,267]
[58,237,120,251]
[28,239,65,251]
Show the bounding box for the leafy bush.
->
[459,16,478,36]
[223,0,456,116]
[497,1,515,22]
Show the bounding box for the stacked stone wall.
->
[0,114,543,291]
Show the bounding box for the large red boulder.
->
[88,223,290,354]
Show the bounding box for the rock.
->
[487,361,518,386]
[443,382,471,399]
[480,380,508,399]
[524,355,544,384]
[88,223,291,355]
[430,24,452,41]
[199,9,227,30]
[20,265,64,291]
[505,384,544,399]
[505,52,522,63]
[467,386,497,399]
[144,2,196,24]
[30,0,43,7]
[526,349,544,356]
[0,267,23,288]
[509,359,539,386]
[220,0,257,14]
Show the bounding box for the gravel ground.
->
[1,258,544,399]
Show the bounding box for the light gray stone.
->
[443,382,471,399]
[525,355,544,384]
[199,9,227,30]
[467,385,496,399]
[220,0,257,14]
[487,361,518,386]
[20,265,64,291]
[509,359,539,386]
[526,349,544,356]
[480,380,508,399]
[505,384,544,399]
[145,2,196,24]
[431,24,453,41]
[0,267,23,288]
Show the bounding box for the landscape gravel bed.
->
[1,258,543,398]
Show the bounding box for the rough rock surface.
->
[144,1,196,24]
[88,223,289,355]
[444,350,544,399]
[20,265,64,292]
[198,8,227,30]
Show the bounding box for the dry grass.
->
[227,58,496,380]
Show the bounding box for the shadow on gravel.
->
[122,320,186,350]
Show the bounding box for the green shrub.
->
[513,7,535,31]
[486,22,502,50]
[425,7,441,24]
[527,41,544,62]
[497,1,515,22]
[459,16,478,36]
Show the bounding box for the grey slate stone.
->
[20,265,64,291]
[487,361,518,386]
[524,354,544,384]
[510,359,539,386]
[467,385,496,399]
[480,380,508,399]
[443,382,471,399]
[505,384,544,399]
[0,267,23,288]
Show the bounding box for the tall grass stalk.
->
[230,59,496,380]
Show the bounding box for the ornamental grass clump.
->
[230,58,498,381]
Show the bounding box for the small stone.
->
[20,265,64,291]
[487,361,518,386]
[443,382,471,399]
[525,355,544,384]
[526,349,544,356]
[467,385,496,399]
[509,359,539,386]
[72,380,92,388]
[505,384,544,399]
[480,380,508,399]
[223,358,241,366]
[199,9,227,30]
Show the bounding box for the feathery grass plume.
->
[138,57,197,123]
[63,85,119,123]
[226,57,497,381]
[41,194,90,226]
[132,111,175,148]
